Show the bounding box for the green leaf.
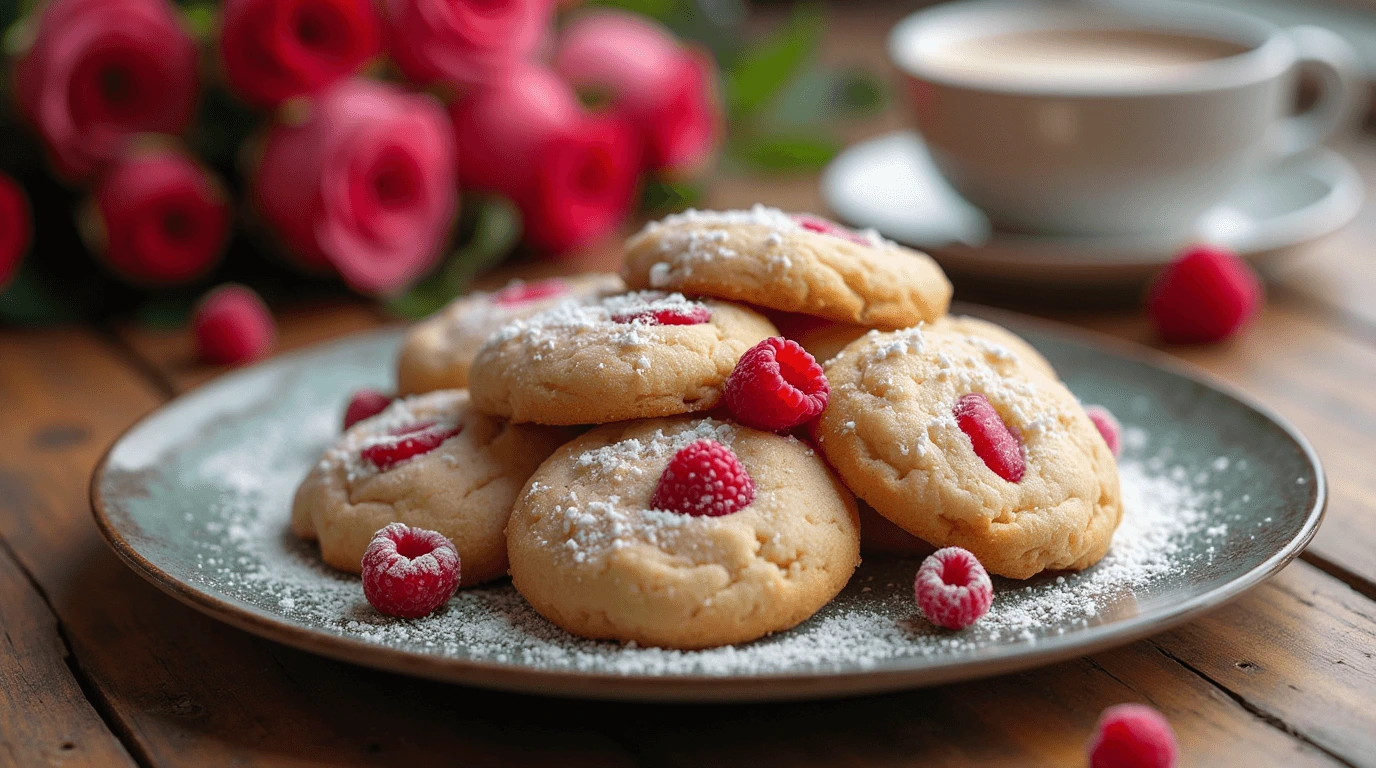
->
[385,195,522,320]
[181,2,218,42]
[728,131,840,172]
[0,266,81,326]
[833,67,888,117]
[135,294,197,330]
[725,2,825,119]
[586,0,683,21]
[761,64,891,128]
[640,176,703,216]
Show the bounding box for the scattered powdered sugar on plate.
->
[180,413,1241,677]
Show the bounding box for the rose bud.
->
[450,63,639,254]
[220,0,382,109]
[84,148,231,287]
[554,10,720,173]
[253,77,457,295]
[380,0,553,88]
[0,175,33,290]
[12,0,198,182]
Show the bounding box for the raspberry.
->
[1087,704,1178,768]
[192,284,275,365]
[1086,405,1122,458]
[493,278,568,306]
[343,389,393,430]
[361,523,461,618]
[1147,245,1261,344]
[361,422,461,471]
[954,393,1024,482]
[792,213,871,246]
[724,337,829,431]
[611,306,711,325]
[650,439,755,517]
[914,547,993,630]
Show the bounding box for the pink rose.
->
[450,63,639,254]
[254,78,457,294]
[12,0,198,181]
[381,0,553,87]
[0,175,32,289]
[554,11,720,172]
[220,0,383,109]
[90,148,231,286]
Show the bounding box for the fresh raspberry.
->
[914,547,993,630]
[1147,245,1261,344]
[192,284,275,365]
[492,278,568,306]
[361,523,461,619]
[650,439,755,517]
[724,337,829,431]
[611,306,711,325]
[343,389,393,430]
[361,423,461,471]
[1087,704,1178,768]
[792,213,871,246]
[954,393,1024,482]
[1085,405,1122,458]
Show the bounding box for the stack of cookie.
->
[292,205,1122,649]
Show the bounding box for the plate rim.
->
[89,313,1328,701]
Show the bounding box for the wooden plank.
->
[0,542,136,768]
[0,328,640,767]
[1155,560,1376,766]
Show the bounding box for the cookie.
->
[939,315,1057,380]
[468,291,777,425]
[506,417,861,649]
[858,501,935,558]
[396,273,623,395]
[817,318,1121,579]
[623,206,952,329]
[769,311,869,365]
[292,389,571,585]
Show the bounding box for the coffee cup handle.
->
[1269,26,1364,160]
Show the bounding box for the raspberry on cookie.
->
[817,317,1121,579]
[467,291,777,425]
[623,205,952,329]
[506,417,861,649]
[396,273,623,395]
[292,389,572,585]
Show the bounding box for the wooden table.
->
[6,8,1376,767]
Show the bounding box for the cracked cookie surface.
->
[816,317,1121,579]
[292,389,572,584]
[396,273,623,395]
[623,206,952,329]
[506,417,861,649]
[468,291,777,425]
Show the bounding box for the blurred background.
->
[1,0,1373,351]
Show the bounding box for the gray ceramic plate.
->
[92,312,1325,701]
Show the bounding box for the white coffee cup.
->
[889,0,1363,237]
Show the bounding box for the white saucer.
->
[821,131,1364,292]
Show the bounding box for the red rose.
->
[0,175,32,289]
[254,78,457,294]
[220,0,382,109]
[450,63,639,254]
[381,0,553,87]
[12,0,198,181]
[554,11,720,173]
[88,148,231,287]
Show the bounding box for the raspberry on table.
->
[1085,405,1123,458]
[1087,703,1178,768]
[650,439,755,517]
[192,283,275,365]
[724,337,829,431]
[792,213,871,246]
[492,278,569,306]
[914,547,993,630]
[343,388,393,430]
[611,306,711,325]
[361,523,461,619]
[1147,245,1261,344]
[954,393,1025,482]
[361,422,461,471]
